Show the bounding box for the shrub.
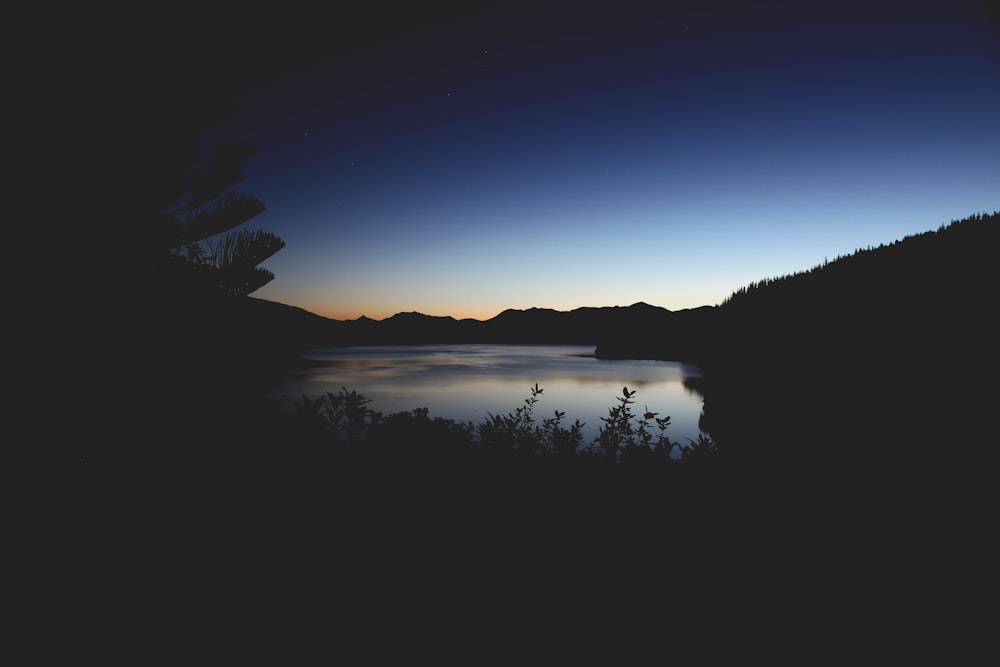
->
[278,383,716,471]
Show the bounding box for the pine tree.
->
[148,134,285,299]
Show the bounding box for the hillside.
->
[685,211,999,478]
[313,301,709,346]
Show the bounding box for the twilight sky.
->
[189,0,999,321]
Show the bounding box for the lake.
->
[267,344,708,446]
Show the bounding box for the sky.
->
[187,0,999,321]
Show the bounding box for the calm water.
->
[267,344,708,445]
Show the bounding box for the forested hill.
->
[715,210,998,365]
[595,210,1000,363]
[718,210,998,331]
[664,210,999,474]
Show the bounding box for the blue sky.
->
[197,1,1000,321]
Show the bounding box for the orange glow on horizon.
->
[307,305,512,323]
[294,297,721,323]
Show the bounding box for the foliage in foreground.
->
[278,383,718,469]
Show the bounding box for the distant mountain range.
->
[242,210,998,369]
[255,300,716,350]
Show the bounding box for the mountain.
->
[684,211,999,480]
[240,210,998,369]
[232,212,997,379]
[285,300,713,348]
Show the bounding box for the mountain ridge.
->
[331,300,674,325]
[248,299,710,348]
[240,211,999,359]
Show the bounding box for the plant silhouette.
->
[149,140,284,299]
[112,103,295,467]
[277,383,714,479]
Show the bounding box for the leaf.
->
[177,193,268,246]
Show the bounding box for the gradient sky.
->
[194,0,999,321]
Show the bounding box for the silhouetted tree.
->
[147,137,284,299]
[102,96,296,465]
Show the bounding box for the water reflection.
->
[269,344,707,444]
